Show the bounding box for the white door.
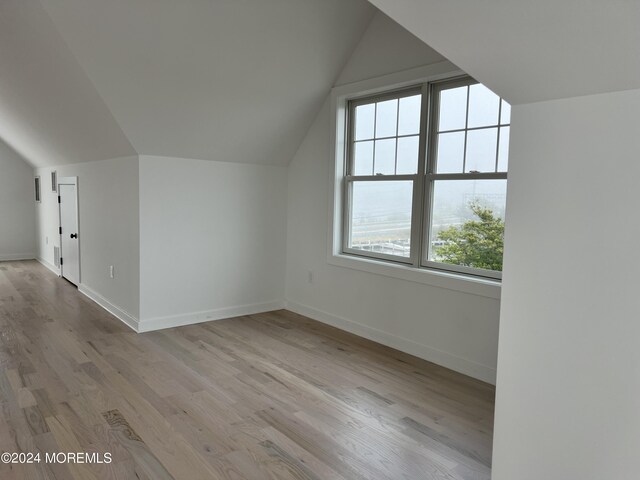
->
[59,181,80,286]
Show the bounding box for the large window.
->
[343,76,509,279]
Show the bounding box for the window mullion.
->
[345,174,416,182]
[462,85,470,174]
[410,82,429,267]
[426,172,508,181]
[394,101,400,175]
[372,103,377,175]
[495,100,503,172]
[421,82,438,267]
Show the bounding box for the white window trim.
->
[327,61,501,300]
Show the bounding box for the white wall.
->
[366,0,640,104]
[138,155,287,331]
[36,156,140,322]
[335,12,444,86]
[33,153,286,332]
[284,13,501,384]
[492,88,640,480]
[0,139,36,260]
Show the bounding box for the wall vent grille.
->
[53,246,60,268]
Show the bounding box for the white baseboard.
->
[0,253,36,261]
[285,300,496,385]
[138,300,285,333]
[78,284,139,333]
[36,257,60,275]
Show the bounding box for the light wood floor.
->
[0,260,494,479]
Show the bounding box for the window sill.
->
[327,253,501,299]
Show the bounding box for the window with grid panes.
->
[343,76,510,279]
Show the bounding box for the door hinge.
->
[59,227,62,235]
[60,257,63,266]
[58,195,61,203]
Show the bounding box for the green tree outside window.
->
[434,202,504,271]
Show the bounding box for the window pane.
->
[438,86,467,131]
[467,84,500,128]
[375,99,398,138]
[428,179,507,271]
[466,128,498,173]
[374,138,396,175]
[349,181,413,258]
[345,79,510,276]
[436,131,465,173]
[354,103,375,140]
[497,126,510,172]
[500,100,511,125]
[396,136,419,174]
[353,141,374,175]
[398,94,421,136]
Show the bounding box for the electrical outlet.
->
[109,265,114,279]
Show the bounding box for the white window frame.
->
[327,62,501,299]
[421,77,509,279]
[342,85,426,266]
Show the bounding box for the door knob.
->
[70,233,77,239]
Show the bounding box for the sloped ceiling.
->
[4,1,636,168]
[367,0,640,105]
[41,0,375,166]
[336,12,445,87]
[0,0,135,168]
[0,0,375,167]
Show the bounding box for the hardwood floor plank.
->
[0,260,494,479]
[102,409,173,480]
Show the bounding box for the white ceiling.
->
[336,12,444,87]
[39,0,375,166]
[367,0,640,105]
[0,0,135,168]
[5,0,633,168]
[0,0,375,167]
